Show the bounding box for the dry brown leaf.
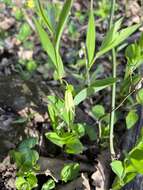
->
[0,17,15,30]
[91,150,111,190]
[81,173,91,190]
[18,47,33,60]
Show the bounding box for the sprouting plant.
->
[45,84,85,154]
[10,138,39,190]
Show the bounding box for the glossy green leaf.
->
[45,132,74,147]
[61,163,80,182]
[55,0,73,50]
[74,77,117,105]
[111,160,124,180]
[126,110,138,129]
[26,173,38,189]
[15,176,27,190]
[42,179,55,190]
[86,5,96,66]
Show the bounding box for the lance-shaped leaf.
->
[34,19,56,65]
[95,20,140,59]
[55,0,73,50]
[36,0,54,35]
[86,4,96,67]
[55,50,65,80]
[34,19,64,79]
[74,77,117,105]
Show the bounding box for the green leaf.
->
[86,6,96,66]
[84,124,96,141]
[10,151,23,168]
[129,148,143,174]
[136,88,143,105]
[15,176,28,190]
[111,160,124,180]
[20,149,39,172]
[54,50,65,80]
[34,19,56,65]
[26,60,37,72]
[91,105,105,119]
[42,179,55,190]
[61,163,80,183]
[65,137,84,154]
[55,0,73,50]
[96,20,140,59]
[74,77,117,105]
[36,0,54,35]
[72,123,85,138]
[18,137,38,150]
[34,19,64,79]
[45,132,74,147]
[126,110,138,129]
[17,23,32,42]
[26,173,38,189]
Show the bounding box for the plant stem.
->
[109,0,116,160]
[83,44,90,86]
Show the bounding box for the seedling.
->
[10,138,39,190]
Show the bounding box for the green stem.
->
[83,44,90,86]
[109,0,116,160]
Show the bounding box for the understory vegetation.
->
[0,0,143,189]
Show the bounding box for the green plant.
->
[41,179,55,190]
[60,163,80,183]
[45,84,85,154]
[9,0,143,189]
[95,0,111,20]
[111,129,143,189]
[10,138,39,190]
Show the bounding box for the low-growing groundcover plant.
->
[9,0,143,189]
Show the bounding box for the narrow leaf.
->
[74,77,117,105]
[34,19,64,79]
[34,19,56,66]
[55,0,73,50]
[86,6,96,66]
[36,0,54,35]
[96,21,140,59]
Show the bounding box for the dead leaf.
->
[0,17,15,30]
[18,47,33,60]
[81,173,91,190]
[91,150,111,190]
